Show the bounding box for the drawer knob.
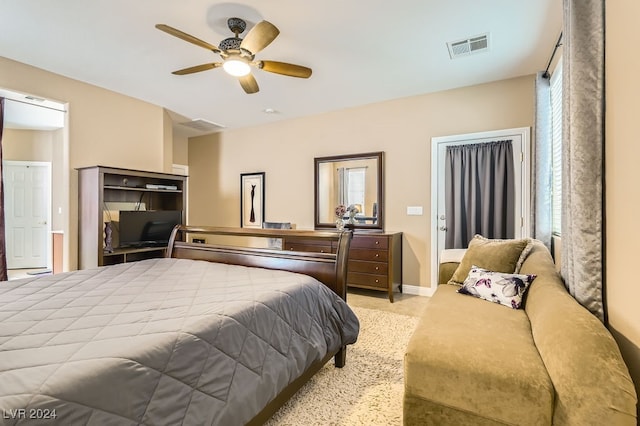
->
[375,241,380,245]
[375,253,379,258]
[320,250,325,253]
[375,279,379,283]
[375,266,379,271]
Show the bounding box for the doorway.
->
[3,161,52,269]
[1,87,67,276]
[430,127,531,287]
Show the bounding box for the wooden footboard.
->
[166,225,352,300]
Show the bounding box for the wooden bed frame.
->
[166,225,353,425]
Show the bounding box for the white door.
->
[3,161,51,269]
[430,128,531,287]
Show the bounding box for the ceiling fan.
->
[156,18,312,94]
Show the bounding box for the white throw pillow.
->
[457,266,537,309]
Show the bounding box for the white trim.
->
[430,127,531,288]
[402,284,435,297]
[0,87,66,112]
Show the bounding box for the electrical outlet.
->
[407,206,424,216]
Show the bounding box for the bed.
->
[0,226,359,425]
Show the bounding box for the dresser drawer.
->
[346,232,402,302]
[349,260,388,275]
[284,243,334,254]
[348,272,388,289]
[351,235,389,249]
[283,237,335,254]
[349,248,388,262]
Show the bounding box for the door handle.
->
[439,226,448,231]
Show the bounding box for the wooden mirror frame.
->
[314,151,384,230]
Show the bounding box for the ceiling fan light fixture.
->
[157,18,312,94]
[223,57,251,77]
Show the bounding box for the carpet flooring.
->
[265,306,420,425]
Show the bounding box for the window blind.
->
[550,59,563,235]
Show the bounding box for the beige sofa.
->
[404,240,637,425]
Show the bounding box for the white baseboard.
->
[402,284,436,297]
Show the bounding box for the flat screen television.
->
[118,210,182,248]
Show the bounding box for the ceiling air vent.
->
[447,33,490,59]
[179,118,225,134]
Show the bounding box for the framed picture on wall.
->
[240,172,265,228]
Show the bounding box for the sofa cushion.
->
[404,284,554,426]
[447,235,531,285]
[457,266,536,309]
[438,262,459,285]
[522,242,638,425]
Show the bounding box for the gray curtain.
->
[533,72,553,250]
[445,140,514,249]
[561,0,605,322]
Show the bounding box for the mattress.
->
[0,258,359,425]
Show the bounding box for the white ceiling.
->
[0,1,562,133]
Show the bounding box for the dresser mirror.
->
[314,151,384,230]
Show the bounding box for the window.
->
[345,167,366,214]
[550,59,563,235]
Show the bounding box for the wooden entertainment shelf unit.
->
[77,166,186,269]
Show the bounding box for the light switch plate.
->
[407,206,423,216]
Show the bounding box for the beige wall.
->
[606,0,640,414]
[3,128,53,161]
[172,132,189,166]
[188,75,534,288]
[0,56,173,270]
[162,109,174,172]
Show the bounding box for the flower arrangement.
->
[347,204,360,224]
[335,204,361,228]
[335,204,346,230]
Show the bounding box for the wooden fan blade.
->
[172,63,222,75]
[238,73,259,94]
[156,24,220,53]
[240,21,279,54]
[260,61,312,78]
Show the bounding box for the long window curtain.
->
[561,0,605,322]
[533,72,553,250]
[337,167,346,206]
[0,98,7,282]
[445,140,514,249]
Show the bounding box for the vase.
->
[335,218,345,231]
[104,222,113,253]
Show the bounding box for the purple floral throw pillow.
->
[457,266,537,309]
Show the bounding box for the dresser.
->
[283,232,402,302]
